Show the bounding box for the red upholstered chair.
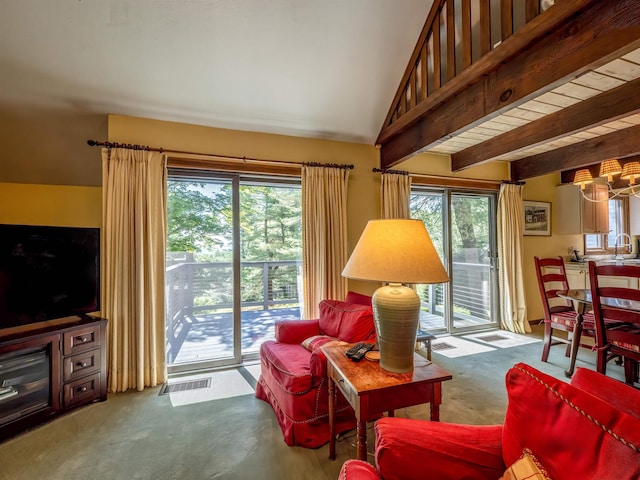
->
[339,363,640,480]
[255,292,375,447]
[534,256,595,362]
[588,261,640,385]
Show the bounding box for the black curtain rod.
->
[305,162,353,170]
[87,140,354,170]
[372,167,409,175]
[502,180,526,185]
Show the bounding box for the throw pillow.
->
[500,449,551,480]
[318,300,375,342]
[300,335,334,352]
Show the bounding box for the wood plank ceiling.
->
[377,0,640,182]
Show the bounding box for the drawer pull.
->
[76,362,88,368]
[77,386,88,393]
[79,337,88,343]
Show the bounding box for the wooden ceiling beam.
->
[451,77,640,171]
[510,124,640,181]
[379,0,640,170]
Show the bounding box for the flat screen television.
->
[0,224,100,329]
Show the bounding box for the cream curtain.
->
[102,148,168,392]
[381,173,411,219]
[301,166,350,319]
[497,183,529,333]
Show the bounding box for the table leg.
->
[429,382,441,421]
[356,419,367,461]
[564,305,586,378]
[328,374,336,460]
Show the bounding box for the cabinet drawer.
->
[64,372,101,408]
[63,325,101,355]
[63,349,100,382]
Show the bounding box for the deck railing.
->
[165,259,301,362]
[165,259,493,361]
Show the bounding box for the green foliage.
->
[166,178,302,308]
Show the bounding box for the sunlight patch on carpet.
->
[464,330,540,349]
[167,370,254,407]
[243,363,261,382]
[431,336,495,358]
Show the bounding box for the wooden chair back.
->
[534,256,573,321]
[588,261,640,382]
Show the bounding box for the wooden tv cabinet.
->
[0,316,107,442]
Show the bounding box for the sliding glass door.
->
[410,188,498,334]
[165,172,301,372]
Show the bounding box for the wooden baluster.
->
[446,0,456,82]
[462,0,472,68]
[525,0,540,22]
[501,0,513,40]
[420,45,428,100]
[432,11,442,90]
[409,69,417,109]
[479,0,491,55]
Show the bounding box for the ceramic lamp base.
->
[372,283,420,373]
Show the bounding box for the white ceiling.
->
[0,0,432,146]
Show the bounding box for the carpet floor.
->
[0,325,628,480]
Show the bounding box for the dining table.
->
[557,288,640,377]
[557,289,592,378]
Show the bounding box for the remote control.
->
[346,342,375,362]
[345,342,367,358]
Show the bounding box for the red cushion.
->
[275,319,320,343]
[571,367,640,420]
[339,459,379,480]
[259,341,313,394]
[318,300,375,342]
[502,363,640,480]
[375,418,505,480]
[345,291,373,306]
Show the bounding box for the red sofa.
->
[339,363,640,480]
[255,292,375,448]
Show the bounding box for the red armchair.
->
[339,363,640,480]
[255,292,375,448]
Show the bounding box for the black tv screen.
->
[0,225,100,329]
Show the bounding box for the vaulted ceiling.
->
[377,0,640,181]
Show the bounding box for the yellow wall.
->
[0,183,101,227]
[522,173,583,322]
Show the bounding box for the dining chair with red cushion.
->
[534,256,595,363]
[588,261,640,385]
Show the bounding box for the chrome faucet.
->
[614,233,632,260]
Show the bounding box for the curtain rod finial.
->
[87,139,97,146]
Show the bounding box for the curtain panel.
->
[381,173,411,219]
[101,148,168,392]
[301,166,349,319]
[497,183,529,333]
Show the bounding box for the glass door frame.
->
[411,186,500,335]
[166,170,302,374]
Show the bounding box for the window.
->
[585,198,629,254]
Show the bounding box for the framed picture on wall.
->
[523,200,551,236]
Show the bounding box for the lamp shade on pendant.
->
[342,219,449,373]
[573,169,594,190]
[598,159,622,182]
[621,162,640,185]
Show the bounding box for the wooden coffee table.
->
[324,343,452,461]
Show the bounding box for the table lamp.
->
[342,219,449,373]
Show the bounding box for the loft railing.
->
[380,0,553,140]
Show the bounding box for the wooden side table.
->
[324,343,452,461]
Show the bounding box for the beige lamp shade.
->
[573,169,594,190]
[621,161,640,185]
[598,159,622,182]
[342,219,449,284]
